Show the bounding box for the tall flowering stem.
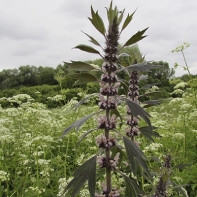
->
[98,16,120,196]
[126,70,140,141]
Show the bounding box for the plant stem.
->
[105,108,111,195]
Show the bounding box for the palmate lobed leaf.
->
[139,126,161,142]
[126,62,164,72]
[72,93,99,111]
[66,61,96,71]
[88,6,106,36]
[121,10,136,32]
[123,136,151,177]
[59,111,102,140]
[74,44,100,54]
[125,98,152,128]
[64,156,97,197]
[82,31,101,47]
[70,73,98,85]
[124,27,148,47]
[124,175,145,197]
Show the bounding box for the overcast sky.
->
[0,0,196,76]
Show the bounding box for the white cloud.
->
[0,0,196,76]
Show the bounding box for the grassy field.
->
[0,90,196,196]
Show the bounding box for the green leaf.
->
[74,44,100,54]
[66,61,96,71]
[139,126,161,142]
[70,73,98,85]
[121,10,136,32]
[82,31,101,47]
[125,98,152,128]
[59,111,102,140]
[143,100,162,108]
[123,174,145,197]
[171,181,188,197]
[78,128,98,144]
[64,156,97,197]
[117,9,125,25]
[123,136,151,177]
[139,91,161,98]
[124,27,148,46]
[88,6,106,36]
[126,62,164,72]
[72,93,99,111]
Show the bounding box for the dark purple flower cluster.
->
[100,83,120,96]
[97,115,117,130]
[95,183,123,197]
[96,134,117,148]
[97,153,120,169]
[99,96,117,110]
[126,70,140,138]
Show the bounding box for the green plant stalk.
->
[181,50,197,107]
[64,135,70,179]
[105,107,112,195]
[183,113,187,157]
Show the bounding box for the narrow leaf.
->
[64,156,97,197]
[121,10,136,32]
[139,91,162,98]
[123,174,145,196]
[73,93,99,111]
[139,74,148,81]
[82,31,101,47]
[125,98,152,128]
[140,83,160,90]
[123,136,151,177]
[126,62,164,72]
[124,27,148,46]
[89,6,106,36]
[70,73,98,85]
[66,61,96,71]
[78,128,98,144]
[88,157,97,197]
[117,9,125,25]
[143,100,161,108]
[59,111,102,140]
[139,126,161,142]
[74,44,100,54]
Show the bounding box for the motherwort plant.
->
[60,3,160,197]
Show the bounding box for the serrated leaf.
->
[59,111,101,140]
[171,181,188,197]
[140,83,160,90]
[124,27,148,46]
[64,156,97,197]
[89,6,106,36]
[66,61,96,71]
[139,74,148,81]
[88,157,97,197]
[143,100,161,108]
[72,93,99,111]
[125,62,164,72]
[74,44,100,54]
[139,91,162,98]
[121,11,136,32]
[82,31,101,47]
[70,73,98,85]
[125,98,152,128]
[78,128,98,144]
[123,136,151,177]
[123,174,145,196]
[139,126,161,142]
[117,9,125,25]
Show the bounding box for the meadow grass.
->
[0,91,196,196]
